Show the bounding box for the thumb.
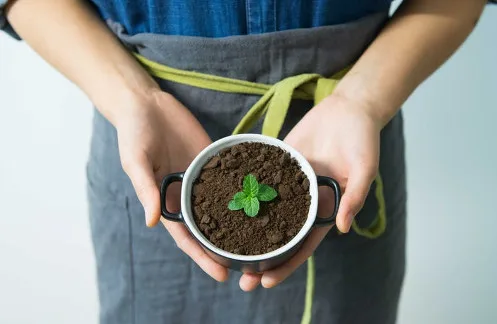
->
[121,153,161,227]
[336,168,374,233]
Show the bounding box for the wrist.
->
[333,76,400,129]
[91,71,162,127]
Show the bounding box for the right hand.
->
[114,89,229,282]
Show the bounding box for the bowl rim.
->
[181,134,318,262]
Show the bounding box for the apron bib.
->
[87,12,407,324]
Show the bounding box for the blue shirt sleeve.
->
[0,0,21,40]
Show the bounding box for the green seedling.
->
[228,174,278,217]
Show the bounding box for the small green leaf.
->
[243,197,260,217]
[243,174,259,197]
[257,184,278,202]
[228,192,246,210]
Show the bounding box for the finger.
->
[261,226,330,288]
[336,168,374,233]
[162,219,229,282]
[239,272,262,292]
[122,153,161,227]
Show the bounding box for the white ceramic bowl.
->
[160,134,340,272]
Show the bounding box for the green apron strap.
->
[263,74,319,137]
[314,78,339,105]
[351,174,387,238]
[233,89,277,135]
[135,53,314,99]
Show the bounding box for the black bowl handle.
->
[160,172,185,222]
[314,176,342,227]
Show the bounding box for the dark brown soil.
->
[192,142,310,255]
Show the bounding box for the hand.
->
[239,94,382,290]
[114,89,229,282]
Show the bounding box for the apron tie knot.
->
[233,73,342,137]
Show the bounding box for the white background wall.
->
[1,4,496,324]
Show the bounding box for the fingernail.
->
[261,276,275,288]
[144,208,153,227]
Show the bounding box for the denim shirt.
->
[1,0,392,39]
[88,0,391,37]
[1,1,496,38]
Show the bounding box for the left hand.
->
[239,94,383,291]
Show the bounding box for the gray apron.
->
[87,11,406,324]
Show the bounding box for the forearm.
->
[334,0,487,127]
[6,0,159,125]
